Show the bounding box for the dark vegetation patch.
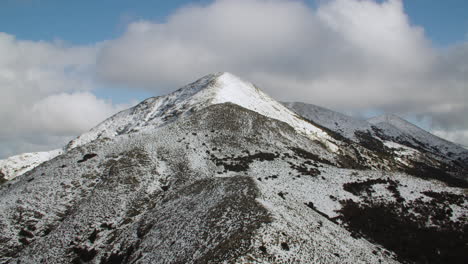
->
[77,153,98,163]
[354,131,393,163]
[400,138,433,154]
[278,192,286,200]
[88,229,98,243]
[0,170,6,185]
[101,246,134,264]
[18,237,30,245]
[280,242,290,251]
[336,195,467,264]
[371,126,393,142]
[259,245,267,254]
[290,162,321,177]
[18,229,34,238]
[422,191,466,206]
[263,175,279,180]
[211,152,278,172]
[71,247,97,263]
[290,147,332,166]
[404,161,468,188]
[343,178,404,202]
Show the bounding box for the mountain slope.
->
[0,73,467,264]
[0,104,393,263]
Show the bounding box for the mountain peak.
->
[165,72,261,105]
[65,73,333,151]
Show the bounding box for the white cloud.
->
[96,0,439,107]
[0,33,126,158]
[433,129,468,147]
[25,92,126,135]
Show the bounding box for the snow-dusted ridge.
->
[0,149,62,181]
[283,102,371,141]
[368,114,468,158]
[286,102,468,159]
[66,72,336,151]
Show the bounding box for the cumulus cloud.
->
[95,0,468,145]
[0,33,126,158]
[96,0,438,107]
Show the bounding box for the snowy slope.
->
[1,103,465,264]
[284,102,371,140]
[368,114,468,158]
[66,73,336,152]
[0,149,62,181]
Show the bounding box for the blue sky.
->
[2,0,467,46]
[1,0,468,157]
[1,0,211,44]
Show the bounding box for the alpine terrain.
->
[0,73,467,264]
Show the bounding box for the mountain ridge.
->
[286,101,468,159]
[4,74,466,182]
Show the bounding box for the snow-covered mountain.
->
[0,73,466,264]
[286,102,467,158]
[283,102,371,141]
[0,149,62,182]
[368,114,468,159]
[287,102,468,183]
[66,73,333,151]
[1,73,334,182]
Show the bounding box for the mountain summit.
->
[0,73,467,264]
[66,72,332,151]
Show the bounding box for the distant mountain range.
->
[0,73,466,263]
